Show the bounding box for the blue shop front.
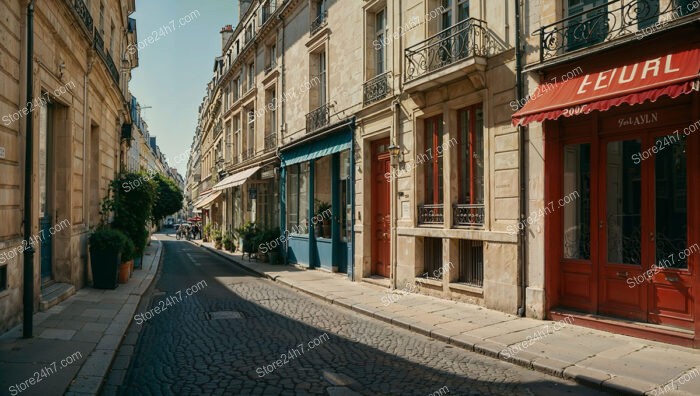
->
[280,119,354,278]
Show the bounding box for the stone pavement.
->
[193,240,700,396]
[0,236,162,396]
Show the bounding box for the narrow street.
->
[105,232,601,395]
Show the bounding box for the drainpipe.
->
[390,99,399,290]
[23,0,35,338]
[515,0,527,318]
[390,0,403,290]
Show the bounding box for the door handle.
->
[649,232,655,241]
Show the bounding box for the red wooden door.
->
[372,139,391,278]
[597,132,694,328]
[647,130,694,329]
[597,136,648,321]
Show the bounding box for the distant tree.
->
[151,173,184,224]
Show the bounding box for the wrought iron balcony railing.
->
[94,29,105,52]
[310,10,328,35]
[405,18,500,83]
[418,204,444,225]
[306,103,330,134]
[453,203,485,227]
[71,0,93,32]
[537,0,699,62]
[241,148,255,161]
[213,121,223,137]
[93,29,120,84]
[363,72,392,105]
[264,132,277,152]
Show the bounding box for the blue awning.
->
[281,127,351,167]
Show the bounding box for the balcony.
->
[418,204,444,225]
[363,72,392,106]
[404,18,501,91]
[264,132,277,152]
[310,10,328,35]
[306,103,330,134]
[537,0,699,62]
[70,0,93,33]
[453,203,485,227]
[241,148,255,162]
[93,29,120,84]
[213,121,223,137]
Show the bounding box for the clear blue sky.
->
[129,0,238,175]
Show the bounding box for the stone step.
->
[40,282,75,311]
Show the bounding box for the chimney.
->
[239,0,253,20]
[220,24,234,51]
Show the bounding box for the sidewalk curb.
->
[65,237,164,396]
[191,241,662,396]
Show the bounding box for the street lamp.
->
[387,143,400,158]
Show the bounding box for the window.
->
[268,43,277,70]
[268,89,277,133]
[563,143,591,260]
[225,121,232,161]
[287,162,310,235]
[99,1,104,32]
[458,105,484,205]
[339,150,351,242]
[423,238,443,279]
[440,0,469,29]
[375,9,386,75]
[224,86,230,110]
[247,110,255,155]
[565,0,608,51]
[318,51,326,106]
[109,22,115,57]
[233,115,240,160]
[458,240,483,287]
[233,76,240,101]
[424,116,444,205]
[247,62,255,90]
[314,156,332,238]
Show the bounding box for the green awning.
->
[281,128,351,167]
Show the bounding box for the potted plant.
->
[118,235,135,284]
[315,200,332,238]
[213,229,223,249]
[89,227,126,289]
[203,224,212,243]
[235,222,259,260]
[223,232,236,252]
[105,172,156,270]
[258,227,281,264]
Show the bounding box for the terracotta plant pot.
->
[118,261,130,284]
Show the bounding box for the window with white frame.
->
[247,109,255,155]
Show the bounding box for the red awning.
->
[512,47,700,126]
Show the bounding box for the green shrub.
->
[89,227,126,253]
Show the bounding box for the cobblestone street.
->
[105,235,602,395]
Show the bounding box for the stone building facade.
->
[0,0,138,332]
